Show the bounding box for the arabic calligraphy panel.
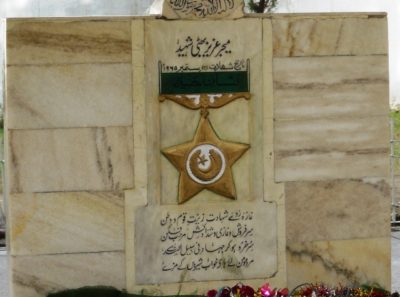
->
[151,0,245,20]
[134,202,277,284]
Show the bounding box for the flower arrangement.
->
[206,283,397,297]
[46,283,399,297]
[207,283,288,297]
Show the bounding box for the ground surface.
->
[393,231,400,293]
[0,234,398,297]
[0,250,8,297]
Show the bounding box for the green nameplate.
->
[160,71,249,95]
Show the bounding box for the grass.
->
[390,111,400,171]
[391,110,400,137]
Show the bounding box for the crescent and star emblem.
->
[162,116,249,204]
[187,144,226,185]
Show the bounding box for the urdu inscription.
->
[135,203,277,284]
[176,36,232,58]
[160,209,255,272]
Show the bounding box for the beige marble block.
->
[272,17,388,57]
[9,192,124,255]
[286,237,391,290]
[7,63,132,129]
[6,20,131,65]
[9,127,134,193]
[274,55,389,121]
[274,83,389,120]
[275,115,389,181]
[285,179,391,243]
[275,116,389,152]
[273,56,388,89]
[275,150,388,182]
[11,252,125,297]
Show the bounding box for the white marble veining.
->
[287,238,391,290]
[285,178,391,243]
[7,20,131,65]
[274,55,389,120]
[273,17,388,57]
[9,192,125,255]
[273,56,388,89]
[11,252,125,297]
[7,63,132,129]
[273,55,389,182]
[9,127,134,193]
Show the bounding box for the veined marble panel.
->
[9,192,124,255]
[274,116,389,181]
[275,149,388,182]
[275,116,388,152]
[274,55,389,121]
[6,20,131,65]
[285,179,390,243]
[274,83,389,120]
[272,17,388,57]
[287,238,391,290]
[7,63,132,129]
[9,127,134,193]
[11,252,125,297]
[273,56,388,89]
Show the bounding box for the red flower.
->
[207,289,218,297]
[277,288,289,297]
[240,285,255,297]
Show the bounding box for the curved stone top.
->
[149,0,245,20]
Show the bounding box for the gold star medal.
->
[159,60,251,204]
[162,116,249,204]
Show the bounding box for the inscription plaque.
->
[135,202,277,284]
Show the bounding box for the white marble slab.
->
[9,127,134,193]
[285,178,391,243]
[273,55,389,181]
[12,252,125,297]
[273,55,389,120]
[9,192,124,255]
[287,237,391,290]
[275,116,389,181]
[273,56,388,89]
[275,149,388,182]
[7,20,131,65]
[274,84,389,120]
[7,63,132,129]
[134,202,277,284]
[272,17,388,57]
[275,116,389,153]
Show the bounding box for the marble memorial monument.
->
[3,1,391,296]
